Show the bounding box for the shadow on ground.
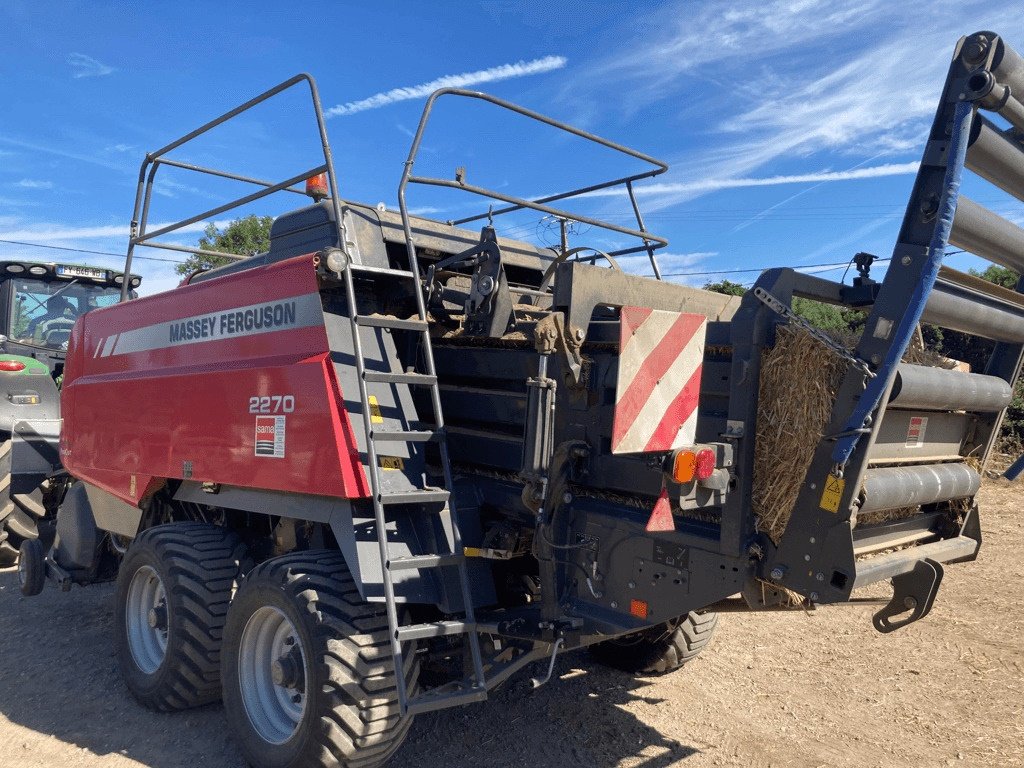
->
[0,568,700,768]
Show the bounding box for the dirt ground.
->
[1,481,1021,768]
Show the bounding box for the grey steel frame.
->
[764,31,1024,603]
[397,88,670,276]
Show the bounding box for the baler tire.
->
[0,501,38,565]
[0,438,12,497]
[222,551,418,768]
[4,507,38,541]
[589,611,718,675]
[114,522,249,712]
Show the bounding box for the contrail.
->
[325,56,567,117]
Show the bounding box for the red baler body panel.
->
[61,254,369,506]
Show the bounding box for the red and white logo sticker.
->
[255,416,286,458]
[905,416,928,448]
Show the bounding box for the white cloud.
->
[67,52,115,79]
[575,0,1015,215]
[618,249,714,278]
[0,134,124,171]
[106,143,136,153]
[0,220,213,242]
[408,205,445,216]
[14,179,53,190]
[326,56,568,117]
[584,162,920,202]
[599,0,889,95]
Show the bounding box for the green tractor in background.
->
[0,261,139,566]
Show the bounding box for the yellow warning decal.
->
[378,456,404,471]
[368,395,384,424]
[819,475,845,513]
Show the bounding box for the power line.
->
[0,238,185,264]
[661,257,890,278]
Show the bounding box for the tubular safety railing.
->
[121,73,346,301]
[397,88,670,277]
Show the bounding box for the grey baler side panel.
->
[85,482,143,538]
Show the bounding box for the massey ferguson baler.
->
[14,31,1024,768]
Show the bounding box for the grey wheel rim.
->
[126,565,169,674]
[238,606,307,745]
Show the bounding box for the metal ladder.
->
[339,258,488,716]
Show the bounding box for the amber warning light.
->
[305,173,329,201]
[669,447,716,484]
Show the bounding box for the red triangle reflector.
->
[646,488,675,532]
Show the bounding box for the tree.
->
[702,279,747,296]
[969,264,1019,290]
[702,279,863,333]
[175,215,274,276]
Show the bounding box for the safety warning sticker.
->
[368,395,384,424]
[905,416,928,448]
[255,416,286,458]
[378,456,405,470]
[819,475,845,513]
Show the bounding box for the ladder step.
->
[370,429,438,443]
[388,553,462,571]
[349,264,415,279]
[355,315,429,332]
[379,489,450,505]
[397,620,475,642]
[364,371,438,386]
[405,685,488,716]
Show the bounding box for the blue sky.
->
[1,0,1023,295]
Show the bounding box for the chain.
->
[753,287,876,380]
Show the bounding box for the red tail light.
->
[695,448,716,480]
[0,360,26,372]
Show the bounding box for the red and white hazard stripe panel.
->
[612,306,707,454]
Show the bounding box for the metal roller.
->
[988,33,1024,96]
[859,463,980,514]
[967,116,1024,202]
[922,279,1024,343]
[950,196,1024,272]
[889,363,1012,412]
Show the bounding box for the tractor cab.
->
[0,262,139,377]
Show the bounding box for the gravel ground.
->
[0,481,1021,768]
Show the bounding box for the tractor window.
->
[9,279,122,350]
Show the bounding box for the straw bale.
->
[752,324,965,543]
[752,325,847,542]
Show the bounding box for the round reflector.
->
[695,449,716,480]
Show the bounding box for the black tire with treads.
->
[222,551,417,768]
[589,611,718,675]
[0,439,19,567]
[114,522,249,711]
